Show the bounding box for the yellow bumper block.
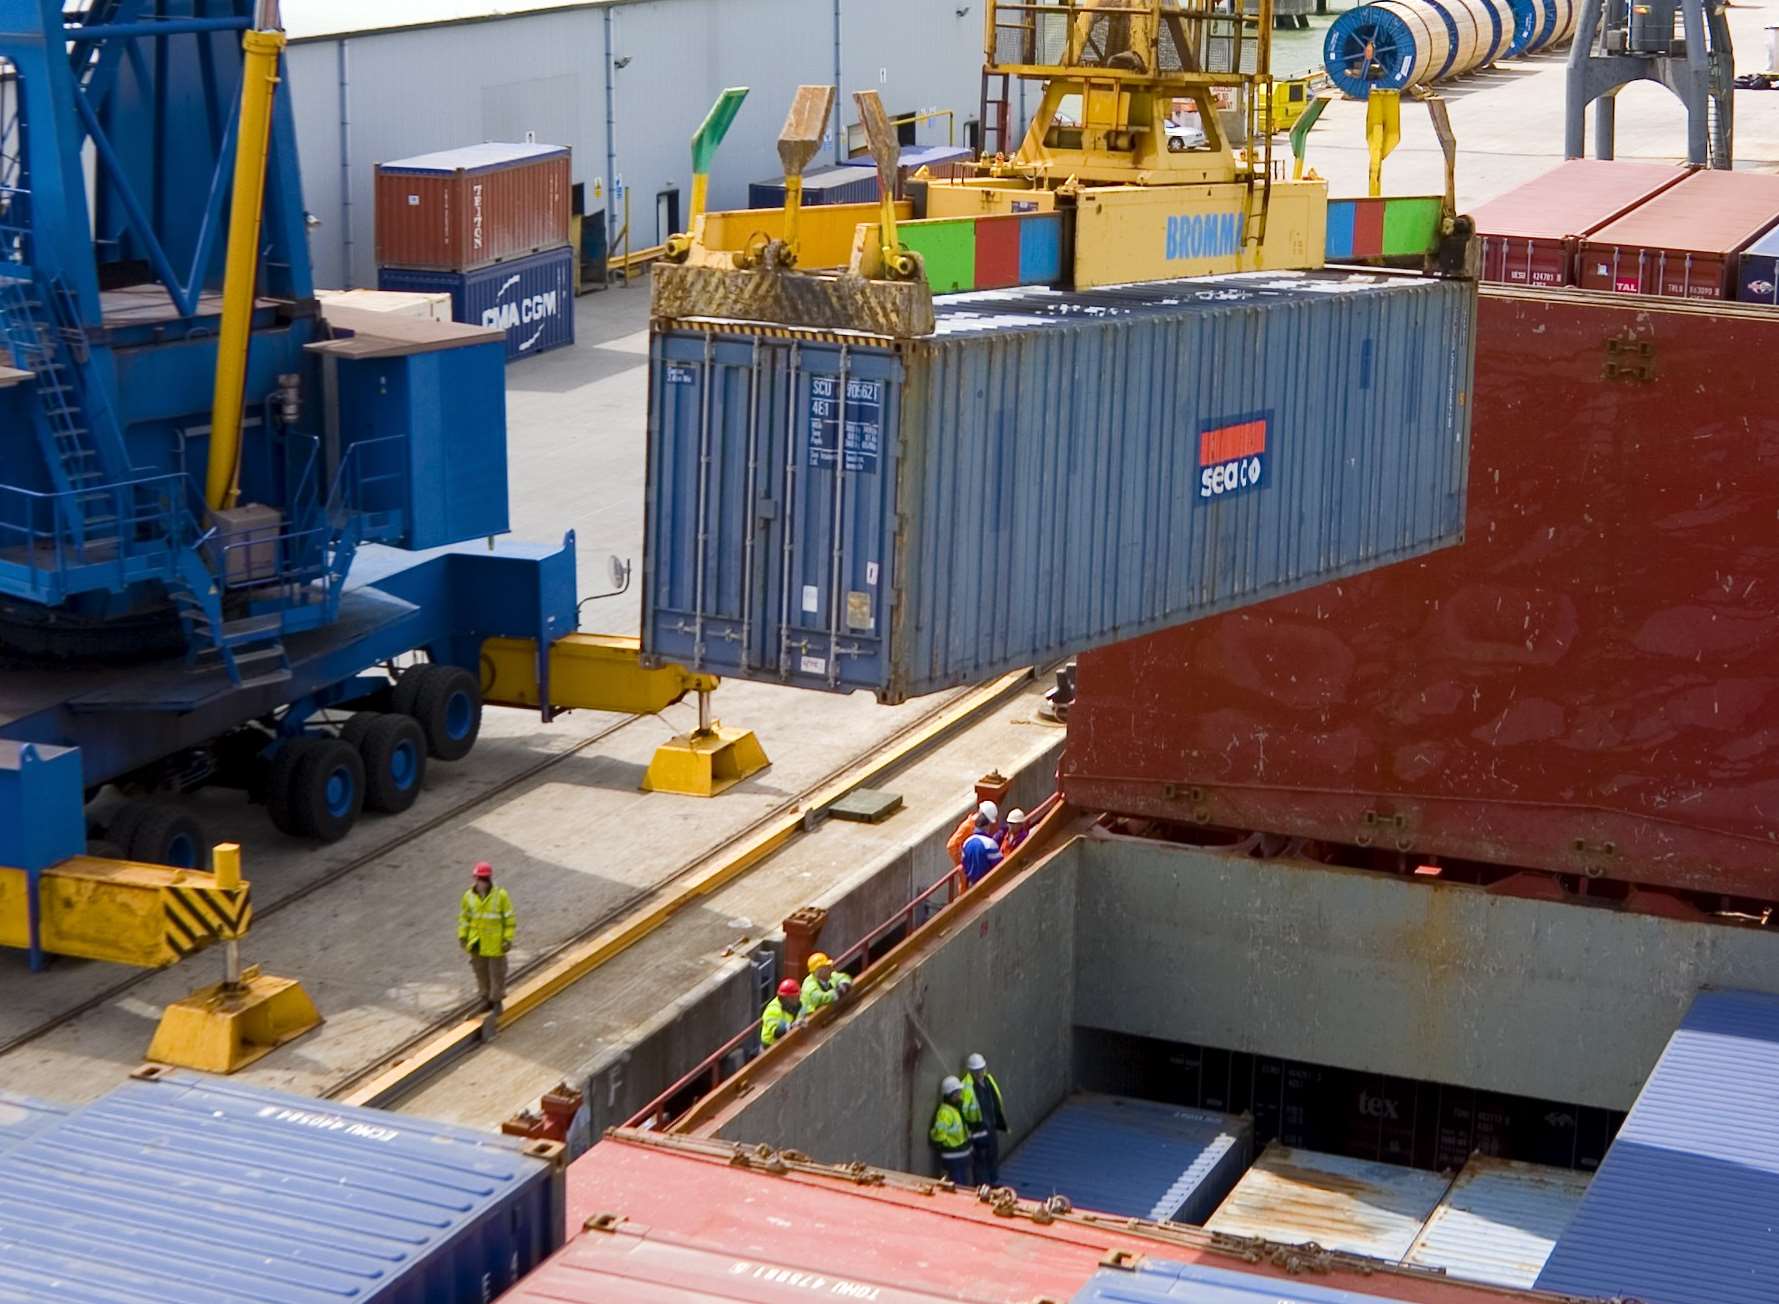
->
[146,964,322,1074]
[643,725,770,798]
[0,857,251,968]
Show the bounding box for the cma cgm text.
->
[482,290,560,332]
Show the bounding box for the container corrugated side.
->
[0,1089,66,1156]
[747,165,881,208]
[1578,168,1779,299]
[1400,1155,1590,1288]
[1472,160,1690,287]
[375,144,571,272]
[380,245,574,362]
[1204,1144,1453,1263]
[642,270,1474,703]
[1536,989,1779,1304]
[1000,1093,1251,1224]
[1069,1258,1422,1303]
[1736,224,1779,304]
[0,1069,563,1303]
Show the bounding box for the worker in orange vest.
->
[947,799,1000,865]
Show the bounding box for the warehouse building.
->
[285,0,984,288]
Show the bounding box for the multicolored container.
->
[897,211,1064,292]
[1327,196,1444,262]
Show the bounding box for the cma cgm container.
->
[381,245,575,361]
[1578,167,1779,299]
[643,271,1474,703]
[0,1068,564,1302]
[1402,1155,1590,1288]
[1205,1144,1453,1261]
[1063,287,1779,902]
[375,142,571,272]
[510,1131,1549,1303]
[748,164,882,209]
[1000,1093,1252,1224]
[1472,160,1689,286]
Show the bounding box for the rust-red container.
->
[1062,287,1779,903]
[375,142,570,273]
[509,1133,1552,1302]
[1577,168,1779,299]
[1472,160,1691,287]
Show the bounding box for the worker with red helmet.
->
[458,861,515,1014]
[760,977,805,1048]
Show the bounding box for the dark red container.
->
[1577,168,1779,299]
[512,1133,1548,1302]
[1472,160,1691,287]
[1062,287,1779,903]
[375,142,570,273]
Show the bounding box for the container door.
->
[754,343,903,693]
[645,333,779,674]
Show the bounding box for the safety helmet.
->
[472,862,494,879]
[807,952,833,973]
[777,978,801,999]
[978,799,999,823]
[1006,809,1027,826]
[965,1053,987,1072]
[940,1075,964,1096]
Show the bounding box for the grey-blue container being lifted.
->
[0,1068,564,1303]
[643,270,1475,702]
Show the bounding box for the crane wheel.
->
[358,713,428,814]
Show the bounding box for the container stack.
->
[375,142,575,362]
[1578,167,1779,299]
[1470,159,1691,287]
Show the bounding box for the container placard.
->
[1197,414,1270,501]
[808,376,883,473]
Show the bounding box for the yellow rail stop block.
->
[147,963,323,1074]
[643,724,770,798]
[0,856,251,967]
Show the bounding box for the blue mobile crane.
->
[0,0,763,981]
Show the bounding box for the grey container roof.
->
[999,1093,1251,1222]
[1535,988,1779,1304]
[1401,1155,1590,1288]
[379,142,569,173]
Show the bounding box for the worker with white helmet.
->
[1000,808,1030,857]
[930,1076,974,1184]
[958,1052,1010,1184]
[946,797,1002,866]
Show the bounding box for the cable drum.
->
[1506,0,1578,54]
[1324,0,1518,95]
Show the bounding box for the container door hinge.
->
[1603,333,1655,382]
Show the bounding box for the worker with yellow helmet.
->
[800,951,853,1015]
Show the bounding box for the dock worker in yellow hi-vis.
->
[458,861,515,1013]
[761,978,804,1048]
[800,951,853,1016]
[930,1076,974,1185]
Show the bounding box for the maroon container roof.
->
[1585,167,1779,257]
[1469,160,1692,240]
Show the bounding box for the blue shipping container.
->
[1071,1258,1418,1303]
[747,165,881,210]
[1401,1155,1589,1288]
[380,244,575,362]
[0,1089,66,1156]
[643,270,1476,702]
[1000,1093,1251,1224]
[1736,225,1779,304]
[1536,988,1779,1304]
[0,1068,564,1303]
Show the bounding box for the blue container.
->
[642,270,1475,703]
[1070,1258,1412,1302]
[1402,1155,1590,1289]
[379,245,575,362]
[1536,989,1779,1304]
[1736,225,1779,304]
[1001,1094,1251,1224]
[0,1089,67,1157]
[747,166,880,209]
[0,1069,564,1302]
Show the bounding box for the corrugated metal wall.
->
[288,0,980,289]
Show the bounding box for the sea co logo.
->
[1165,210,1243,262]
[1197,414,1269,500]
[481,274,561,352]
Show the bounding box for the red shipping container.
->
[1472,160,1691,287]
[1577,168,1779,299]
[511,1133,1550,1302]
[1061,287,1779,903]
[375,142,570,273]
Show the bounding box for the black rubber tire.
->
[1167,135,1186,153]
[265,738,317,837]
[105,799,154,854]
[126,807,209,870]
[360,713,427,814]
[87,839,125,860]
[391,665,428,719]
[339,713,377,750]
[289,739,365,844]
[412,665,482,762]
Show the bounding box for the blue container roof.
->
[0,1089,69,1157]
[752,166,877,195]
[1000,1093,1248,1221]
[0,1070,556,1303]
[839,144,975,169]
[380,142,567,173]
[1743,223,1779,257]
[1535,988,1779,1304]
[1070,1258,1412,1303]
